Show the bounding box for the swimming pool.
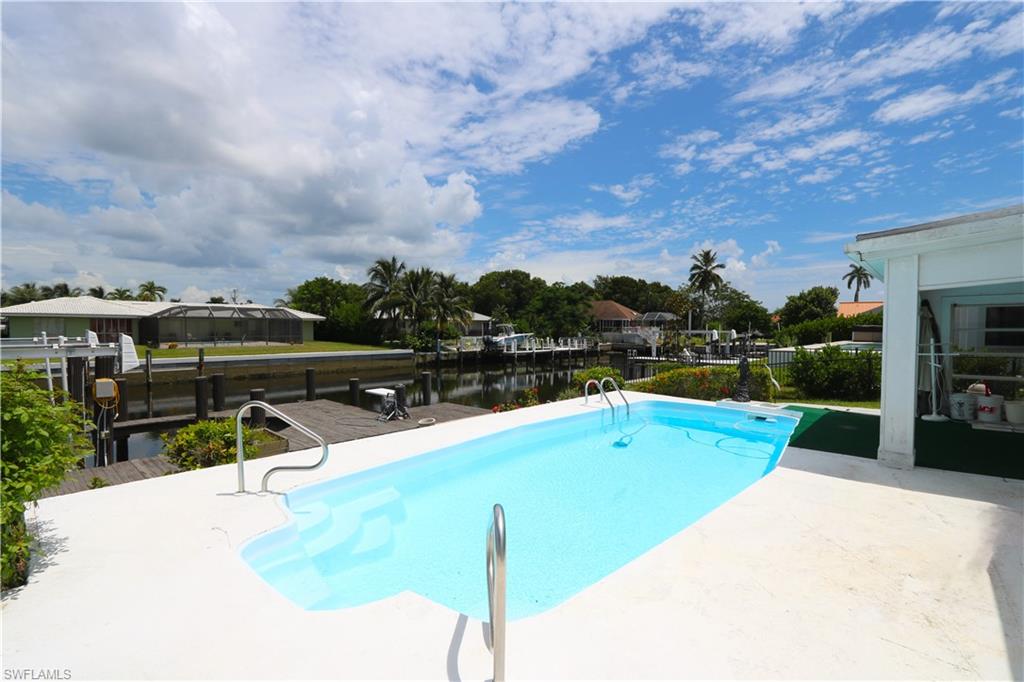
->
[241,400,799,620]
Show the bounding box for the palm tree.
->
[688,249,726,326]
[2,282,43,306]
[431,272,472,342]
[87,286,107,299]
[399,267,435,335]
[274,287,297,307]
[490,304,510,325]
[364,256,407,336]
[843,264,873,303]
[40,282,83,299]
[137,281,167,302]
[108,288,135,300]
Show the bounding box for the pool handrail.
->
[600,376,630,418]
[234,400,329,493]
[486,503,507,682]
[583,378,616,420]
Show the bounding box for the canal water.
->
[122,362,599,460]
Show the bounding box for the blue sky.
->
[2,2,1022,308]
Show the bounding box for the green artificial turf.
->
[786,406,1023,479]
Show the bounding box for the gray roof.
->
[856,204,1023,241]
[0,296,325,321]
[637,311,678,322]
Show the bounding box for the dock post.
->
[145,349,154,418]
[249,388,266,428]
[194,376,209,421]
[420,371,432,405]
[198,348,205,376]
[305,368,316,401]
[348,378,360,407]
[114,377,129,462]
[211,373,226,412]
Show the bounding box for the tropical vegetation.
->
[633,365,773,402]
[789,345,881,400]
[842,264,874,303]
[1,364,91,589]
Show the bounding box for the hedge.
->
[789,345,881,399]
[632,365,773,402]
[775,312,882,346]
[162,419,263,470]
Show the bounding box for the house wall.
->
[7,316,90,338]
[302,320,315,342]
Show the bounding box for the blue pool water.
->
[241,400,798,620]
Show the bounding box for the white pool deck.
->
[3,392,1022,680]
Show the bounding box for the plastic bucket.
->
[977,395,1004,423]
[949,393,977,421]
[1005,401,1024,426]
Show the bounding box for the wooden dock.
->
[44,400,489,498]
[270,400,489,450]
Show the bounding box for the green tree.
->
[468,270,547,324]
[431,272,472,340]
[136,281,167,302]
[778,286,840,327]
[521,282,591,338]
[287,277,349,319]
[688,250,726,326]
[399,267,436,335]
[593,275,674,312]
[1,282,43,306]
[40,282,83,299]
[1,364,91,588]
[707,285,773,334]
[107,288,135,300]
[87,286,107,299]
[364,256,407,337]
[842,264,874,303]
[207,296,226,304]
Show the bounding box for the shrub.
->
[162,419,262,470]
[569,366,625,394]
[632,365,772,402]
[788,345,881,399]
[491,387,541,413]
[1,364,91,589]
[774,312,882,346]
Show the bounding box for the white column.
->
[877,254,919,469]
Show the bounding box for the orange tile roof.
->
[590,300,639,320]
[837,301,884,317]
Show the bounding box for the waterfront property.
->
[0,296,324,345]
[3,392,1020,679]
[844,204,1024,469]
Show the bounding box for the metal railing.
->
[600,376,630,418]
[486,504,506,682]
[583,378,617,420]
[235,400,328,493]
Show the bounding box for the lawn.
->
[774,385,880,410]
[143,340,389,358]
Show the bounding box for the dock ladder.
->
[486,504,507,682]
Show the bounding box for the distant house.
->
[590,300,638,332]
[466,312,492,336]
[0,296,324,346]
[838,301,884,317]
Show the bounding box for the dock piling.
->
[420,371,432,405]
[145,349,154,418]
[114,377,129,462]
[198,348,205,376]
[348,378,360,406]
[211,373,226,412]
[249,388,266,428]
[305,368,317,401]
[194,376,209,421]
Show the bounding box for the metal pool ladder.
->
[486,503,507,682]
[583,378,617,419]
[601,376,630,418]
[235,400,329,493]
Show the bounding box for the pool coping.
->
[3,392,1021,679]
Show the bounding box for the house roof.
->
[0,296,325,321]
[590,300,639,321]
[637,311,678,322]
[471,312,491,322]
[837,301,884,317]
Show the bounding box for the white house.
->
[844,204,1024,469]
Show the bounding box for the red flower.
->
[491,405,501,413]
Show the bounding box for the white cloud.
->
[786,129,874,163]
[750,240,781,268]
[873,69,1017,123]
[589,174,656,205]
[682,3,843,51]
[797,167,841,184]
[801,231,855,244]
[614,40,712,102]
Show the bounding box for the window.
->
[33,317,66,337]
[951,304,1024,350]
[90,318,132,343]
